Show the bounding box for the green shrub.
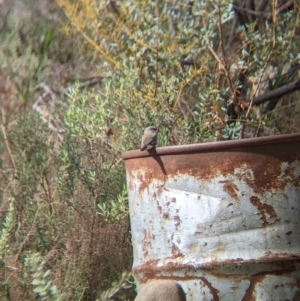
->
[56,0,300,140]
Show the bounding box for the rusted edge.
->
[132,255,300,275]
[122,133,300,160]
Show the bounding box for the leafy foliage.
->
[0,98,133,300]
[0,2,133,300]
[56,0,300,140]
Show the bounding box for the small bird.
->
[140,126,158,151]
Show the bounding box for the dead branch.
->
[277,1,294,14]
[256,0,270,13]
[252,79,300,106]
[232,5,268,17]
[33,83,65,141]
[232,0,293,24]
[1,108,17,172]
[78,77,104,89]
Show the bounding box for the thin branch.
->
[277,1,293,14]
[77,77,105,89]
[33,83,65,142]
[105,0,157,53]
[153,0,160,98]
[256,0,270,13]
[56,2,118,68]
[249,0,256,22]
[14,208,39,264]
[232,0,292,21]
[252,79,300,106]
[1,109,17,172]
[245,0,277,118]
[218,7,237,103]
[232,5,268,17]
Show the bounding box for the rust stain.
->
[198,277,220,301]
[133,257,300,282]
[163,212,169,219]
[221,180,239,200]
[124,134,300,297]
[241,274,265,301]
[128,179,134,190]
[241,265,298,301]
[156,200,162,214]
[293,279,300,300]
[142,229,154,258]
[171,243,183,257]
[132,259,300,295]
[174,214,181,229]
[250,196,280,226]
[125,138,300,196]
[173,210,182,230]
[136,171,147,195]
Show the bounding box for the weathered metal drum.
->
[122,133,300,301]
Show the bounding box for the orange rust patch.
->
[132,257,300,285]
[242,274,266,301]
[250,196,280,226]
[221,180,239,200]
[128,179,134,191]
[174,214,181,229]
[142,228,154,258]
[241,264,298,301]
[198,277,220,301]
[156,200,162,214]
[163,212,169,219]
[171,243,183,257]
[125,140,300,197]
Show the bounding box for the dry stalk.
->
[1,108,17,172]
[33,83,65,142]
[246,0,278,118]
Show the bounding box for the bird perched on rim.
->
[140,126,158,151]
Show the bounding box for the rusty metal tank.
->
[122,133,300,301]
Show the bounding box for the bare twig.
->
[277,1,293,14]
[228,15,239,47]
[233,0,292,22]
[153,0,161,98]
[249,0,256,22]
[232,5,268,17]
[33,83,65,141]
[167,2,176,35]
[256,0,270,13]
[207,44,237,97]
[252,79,300,106]
[217,7,237,104]
[76,77,105,89]
[245,0,277,118]
[14,208,39,264]
[1,108,17,172]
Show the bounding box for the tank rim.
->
[122,133,300,160]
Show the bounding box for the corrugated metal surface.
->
[122,133,300,301]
